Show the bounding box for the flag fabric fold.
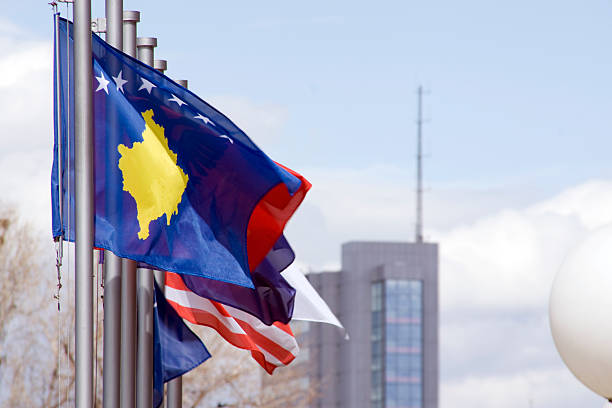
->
[181,234,297,325]
[153,281,211,408]
[165,271,299,374]
[52,17,309,289]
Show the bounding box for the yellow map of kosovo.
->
[117,109,189,240]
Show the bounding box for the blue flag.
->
[181,234,296,325]
[51,17,309,288]
[154,281,210,408]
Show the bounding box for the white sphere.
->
[550,225,612,399]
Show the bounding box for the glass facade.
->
[372,279,423,408]
[371,282,384,408]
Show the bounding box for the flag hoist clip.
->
[92,18,106,33]
[54,237,63,311]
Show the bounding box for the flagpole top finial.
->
[136,37,157,48]
[154,60,167,73]
[123,10,140,23]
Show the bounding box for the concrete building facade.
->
[307,241,438,408]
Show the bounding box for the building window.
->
[384,279,423,408]
[371,281,384,408]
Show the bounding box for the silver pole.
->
[167,378,182,408]
[153,263,165,408]
[74,0,94,407]
[136,266,154,408]
[136,35,157,408]
[105,0,122,48]
[137,37,157,66]
[154,59,167,74]
[120,10,139,408]
[122,11,140,58]
[120,258,137,408]
[103,254,121,406]
[103,1,123,407]
[165,77,187,408]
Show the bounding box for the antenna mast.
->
[415,86,424,243]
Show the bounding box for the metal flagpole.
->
[136,36,156,67]
[151,58,166,307]
[154,59,167,75]
[136,36,157,408]
[136,259,154,408]
[103,1,123,407]
[121,10,139,408]
[166,76,188,408]
[167,371,182,407]
[122,11,139,57]
[74,0,94,406]
[153,58,186,408]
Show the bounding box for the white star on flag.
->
[95,73,110,94]
[138,77,156,94]
[194,113,215,126]
[169,94,186,107]
[112,70,128,93]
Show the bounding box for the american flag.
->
[164,272,299,374]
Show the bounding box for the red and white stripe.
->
[164,272,299,374]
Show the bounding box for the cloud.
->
[442,367,601,408]
[436,208,585,312]
[0,29,52,154]
[0,149,52,231]
[285,164,552,270]
[433,181,612,407]
[286,164,612,407]
[530,180,612,229]
[0,20,52,227]
[434,181,612,320]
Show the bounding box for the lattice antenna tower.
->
[415,85,424,243]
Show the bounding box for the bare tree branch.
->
[0,204,320,408]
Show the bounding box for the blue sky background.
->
[8,0,612,188]
[2,1,612,407]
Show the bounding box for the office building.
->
[307,241,438,408]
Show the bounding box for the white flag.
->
[283,267,347,338]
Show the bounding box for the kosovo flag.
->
[154,282,210,407]
[51,17,309,288]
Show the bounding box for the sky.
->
[2,0,612,406]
